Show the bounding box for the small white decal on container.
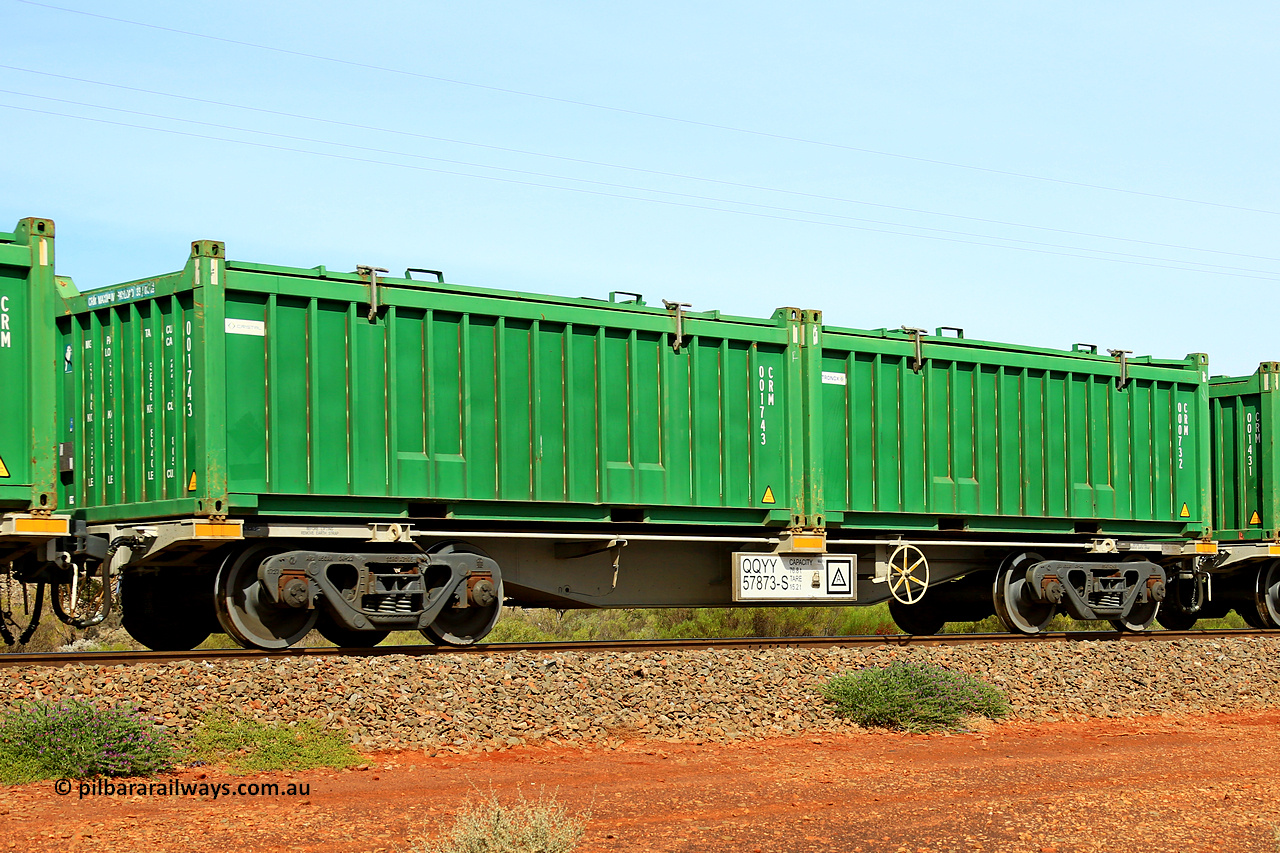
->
[224,318,266,336]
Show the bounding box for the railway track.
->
[2,628,1275,669]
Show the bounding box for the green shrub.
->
[191,712,358,773]
[823,659,1009,733]
[0,699,177,783]
[413,789,586,853]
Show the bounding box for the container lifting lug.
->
[1109,349,1132,391]
[901,326,927,373]
[358,265,390,323]
[663,300,692,353]
[405,268,444,282]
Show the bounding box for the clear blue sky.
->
[2,0,1277,375]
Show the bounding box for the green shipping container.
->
[816,325,1212,539]
[1209,364,1280,541]
[56,240,809,526]
[0,217,59,513]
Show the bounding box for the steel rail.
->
[1,628,1276,669]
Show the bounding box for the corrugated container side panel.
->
[391,307,427,491]
[924,362,950,511]
[661,340,690,506]
[352,306,389,496]
[212,279,795,515]
[465,316,497,499]
[431,312,465,493]
[1158,382,1178,517]
[1090,378,1115,517]
[1117,383,1136,515]
[567,325,597,503]
[635,332,663,498]
[902,363,926,513]
[1022,371,1045,517]
[601,327,630,500]
[1042,372,1066,517]
[1065,374,1088,515]
[724,342,750,505]
[272,296,311,493]
[872,355,904,511]
[225,293,268,494]
[973,366,995,515]
[314,302,351,494]
[690,337,721,506]
[1134,381,1153,516]
[820,338,1204,526]
[535,322,568,501]
[997,368,1022,516]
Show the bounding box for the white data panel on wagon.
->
[732,554,856,601]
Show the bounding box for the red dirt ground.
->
[4,711,1279,853]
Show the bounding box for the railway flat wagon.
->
[4,221,1222,648]
[0,218,70,639]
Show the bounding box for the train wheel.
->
[316,613,390,649]
[1249,560,1280,628]
[419,542,503,646]
[1110,602,1159,633]
[993,551,1056,634]
[888,598,945,635]
[1110,557,1161,632]
[1239,605,1270,629]
[121,572,213,651]
[215,546,318,650]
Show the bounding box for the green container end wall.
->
[0,218,59,512]
[58,274,202,516]
[817,326,1212,538]
[57,242,805,525]
[1209,364,1280,540]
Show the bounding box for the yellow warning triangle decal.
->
[188,471,198,492]
[1251,511,1262,525]
[0,454,9,478]
[762,486,776,504]
[1179,503,1190,518]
